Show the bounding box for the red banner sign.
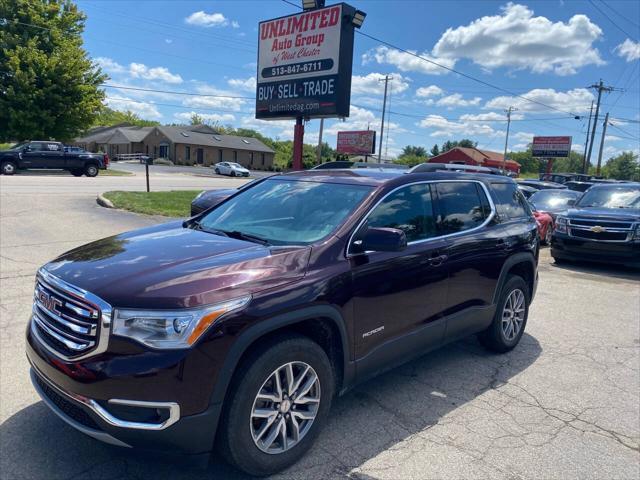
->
[532,136,572,158]
[336,130,376,155]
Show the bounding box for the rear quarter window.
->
[491,182,531,220]
[435,182,490,234]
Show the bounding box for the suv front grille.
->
[568,218,636,243]
[570,229,629,241]
[31,271,111,361]
[570,218,633,229]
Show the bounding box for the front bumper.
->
[26,323,223,454]
[551,233,640,267]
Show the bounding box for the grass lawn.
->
[102,169,133,176]
[103,190,201,217]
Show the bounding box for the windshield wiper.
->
[226,230,271,246]
[189,221,230,237]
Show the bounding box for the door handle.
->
[429,254,448,267]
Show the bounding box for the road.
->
[111,161,275,179]
[1,172,639,480]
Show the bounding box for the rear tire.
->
[215,168,220,175]
[479,275,529,353]
[84,164,98,177]
[230,170,236,177]
[218,334,334,476]
[1,161,17,175]
[70,169,83,177]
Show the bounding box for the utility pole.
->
[596,112,609,175]
[586,80,617,171]
[378,74,392,163]
[385,84,392,158]
[316,118,324,165]
[581,101,594,174]
[502,106,516,174]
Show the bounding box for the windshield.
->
[577,186,640,209]
[199,179,372,245]
[9,142,28,150]
[529,190,580,210]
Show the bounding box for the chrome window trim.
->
[346,180,497,257]
[33,268,112,361]
[30,364,179,431]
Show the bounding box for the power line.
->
[588,0,638,40]
[103,84,254,100]
[601,0,640,29]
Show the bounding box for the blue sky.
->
[79,0,639,161]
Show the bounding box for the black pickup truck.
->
[0,141,109,177]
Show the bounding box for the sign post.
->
[256,2,361,170]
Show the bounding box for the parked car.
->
[27,170,538,476]
[552,183,640,267]
[312,161,409,170]
[539,173,592,184]
[190,178,268,216]
[564,180,595,192]
[517,184,538,198]
[410,163,500,175]
[528,189,582,221]
[0,141,108,176]
[516,179,567,191]
[213,162,250,177]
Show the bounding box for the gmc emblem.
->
[38,291,63,315]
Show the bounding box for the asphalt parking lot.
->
[1,171,639,480]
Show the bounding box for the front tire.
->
[1,161,17,175]
[218,334,334,476]
[479,275,529,353]
[230,170,236,177]
[84,164,99,177]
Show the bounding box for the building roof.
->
[110,126,154,143]
[153,126,275,153]
[429,147,521,168]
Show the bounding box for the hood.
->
[566,207,640,222]
[44,222,311,309]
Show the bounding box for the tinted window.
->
[436,182,489,234]
[529,189,581,211]
[491,182,530,219]
[366,183,436,242]
[577,186,640,208]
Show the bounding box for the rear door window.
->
[366,183,437,242]
[491,182,531,220]
[435,182,490,234]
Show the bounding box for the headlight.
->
[193,190,206,202]
[113,296,251,349]
[555,216,568,234]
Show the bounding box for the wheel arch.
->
[492,253,537,304]
[209,305,352,408]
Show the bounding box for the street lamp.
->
[351,10,366,28]
[302,0,325,10]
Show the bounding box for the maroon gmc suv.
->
[27,169,538,476]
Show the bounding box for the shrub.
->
[153,158,174,166]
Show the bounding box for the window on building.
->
[261,153,265,166]
[435,182,490,234]
[219,150,223,162]
[366,183,437,243]
[185,146,191,161]
[233,151,238,161]
[249,152,254,165]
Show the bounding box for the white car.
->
[213,162,250,177]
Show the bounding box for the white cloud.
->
[173,112,236,124]
[512,131,535,142]
[350,73,410,95]
[605,135,623,142]
[362,46,455,75]
[417,114,504,138]
[227,77,256,92]
[185,11,234,28]
[104,95,162,120]
[240,117,297,140]
[460,111,524,121]
[183,82,248,111]
[325,106,404,136]
[436,93,482,109]
[432,3,604,75]
[95,57,126,74]
[129,63,183,84]
[165,38,173,44]
[485,88,594,113]
[614,39,640,62]
[416,85,444,98]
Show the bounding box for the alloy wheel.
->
[2,163,15,174]
[250,361,321,454]
[501,289,525,341]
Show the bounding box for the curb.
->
[96,194,114,209]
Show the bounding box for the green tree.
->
[0,0,107,141]
[430,144,440,156]
[603,151,640,181]
[394,154,426,167]
[92,107,159,128]
[400,145,427,157]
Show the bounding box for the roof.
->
[278,169,514,187]
[154,126,275,153]
[109,126,154,143]
[430,147,521,168]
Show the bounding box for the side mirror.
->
[353,227,407,253]
[24,146,31,152]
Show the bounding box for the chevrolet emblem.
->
[590,225,605,233]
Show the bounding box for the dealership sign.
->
[256,3,356,120]
[532,136,572,158]
[336,130,376,155]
